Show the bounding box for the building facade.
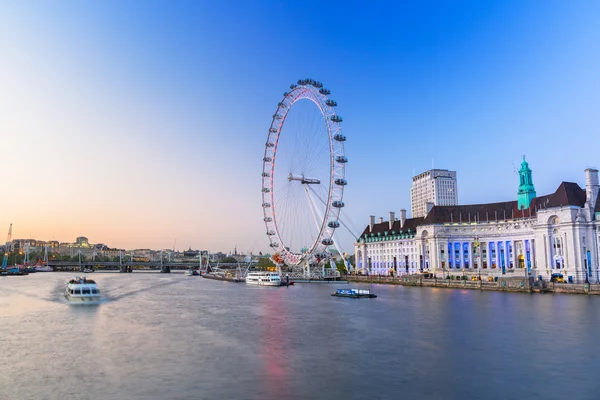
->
[355,160,600,283]
[410,169,458,218]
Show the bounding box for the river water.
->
[0,272,599,400]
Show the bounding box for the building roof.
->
[596,193,600,213]
[359,217,424,238]
[359,181,588,239]
[531,182,586,210]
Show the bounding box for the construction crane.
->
[1,223,12,270]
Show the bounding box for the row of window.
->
[68,288,99,295]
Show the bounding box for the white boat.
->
[245,271,282,286]
[34,265,53,272]
[65,276,100,303]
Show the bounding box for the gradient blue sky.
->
[1,1,600,253]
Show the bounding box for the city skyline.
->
[2,1,600,253]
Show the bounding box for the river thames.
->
[1,272,599,400]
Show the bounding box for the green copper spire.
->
[517,156,536,210]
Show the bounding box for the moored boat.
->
[34,265,53,272]
[246,271,283,286]
[331,288,377,298]
[202,272,244,282]
[65,276,100,303]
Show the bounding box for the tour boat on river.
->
[331,288,377,298]
[245,271,283,286]
[65,276,100,303]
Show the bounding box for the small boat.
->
[185,270,200,276]
[65,276,100,303]
[0,267,28,276]
[83,268,94,273]
[34,265,53,272]
[331,288,377,298]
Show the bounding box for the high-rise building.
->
[410,169,458,218]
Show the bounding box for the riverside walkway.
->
[346,275,600,295]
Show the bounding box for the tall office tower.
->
[410,169,458,218]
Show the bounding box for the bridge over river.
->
[48,261,241,272]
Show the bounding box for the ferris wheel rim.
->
[261,80,346,266]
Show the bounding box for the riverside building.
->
[354,158,600,283]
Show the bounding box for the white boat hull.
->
[246,280,281,286]
[65,292,101,303]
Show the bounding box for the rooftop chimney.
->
[389,211,395,230]
[369,215,375,232]
[399,209,407,228]
[585,168,599,211]
[378,217,384,224]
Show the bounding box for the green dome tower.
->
[517,156,536,210]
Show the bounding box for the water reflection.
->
[258,288,289,399]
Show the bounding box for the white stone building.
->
[410,169,458,218]
[355,160,600,283]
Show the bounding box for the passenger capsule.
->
[328,221,340,228]
[334,134,346,142]
[262,188,270,193]
[319,88,331,95]
[330,115,343,123]
[332,201,345,208]
[322,238,334,246]
[335,178,347,186]
[335,156,348,163]
[326,100,337,107]
[263,157,272,162]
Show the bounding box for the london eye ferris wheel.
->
[261,79,347,271]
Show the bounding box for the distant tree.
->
[256,257,275,270]
[335,259,348,275]
[221,256,237,264]
[28,251,43,263]
[7,252,24,265]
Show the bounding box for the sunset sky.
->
[2,1,600,253]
